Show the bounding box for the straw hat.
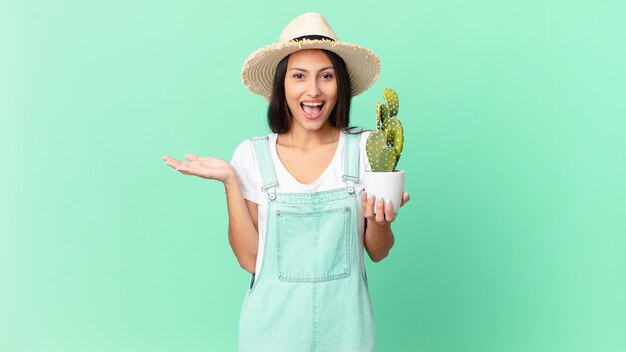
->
[241,12,380,100]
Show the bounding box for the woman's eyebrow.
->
[288,66,335,72]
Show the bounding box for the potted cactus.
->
[364,88,405,214]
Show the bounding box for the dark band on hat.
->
[291,35,335,42]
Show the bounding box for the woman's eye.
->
[322,73,334,79]
[293,73,304,79]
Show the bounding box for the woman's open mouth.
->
[301,101,325,120]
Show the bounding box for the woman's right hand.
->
[162,153,236,184]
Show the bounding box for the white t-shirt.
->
[230,130,372,276]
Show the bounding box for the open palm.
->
[162,153,234,182]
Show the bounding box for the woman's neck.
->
[278,123,340,150]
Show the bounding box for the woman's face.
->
[284,49,338,132]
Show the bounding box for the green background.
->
[1,0,625,351]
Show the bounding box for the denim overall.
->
[238,132,375,352]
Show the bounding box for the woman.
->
[163,12,409,351]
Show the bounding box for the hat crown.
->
[278,12,339,43]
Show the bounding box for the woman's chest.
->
[275,143,338,185]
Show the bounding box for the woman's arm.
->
[163,153,259,273]
[362,192,410,262]
[224,176,259,273]
[364,219,395,262]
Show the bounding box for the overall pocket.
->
[276,206,351,282]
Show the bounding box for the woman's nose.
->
[306,80,322,97]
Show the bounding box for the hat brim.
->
[241,39,380,100]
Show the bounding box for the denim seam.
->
[278,207,349,217]
[312,284,317,352]
[272,187,356,204]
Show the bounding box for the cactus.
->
[366,88,404,172]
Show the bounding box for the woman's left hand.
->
[361,191,410,225]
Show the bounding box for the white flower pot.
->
[363,170,405,214]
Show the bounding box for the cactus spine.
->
[366,88,404,172]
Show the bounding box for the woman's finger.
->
[400,192,410,207]
[163,156,193,174]
[175,162,190,172]
[185,153,198,161]
[163,158,183,170]
[385,201,396,223]
[162,155,177,163]
[374,197,385,224]
[361,191,368,213]
[364,193,376,219]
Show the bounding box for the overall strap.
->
[342,129,362,184]
[250,136,279,192]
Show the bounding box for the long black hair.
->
[267,49,352,133]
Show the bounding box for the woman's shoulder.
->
[232,133,277,161]
[341,127,371,136]
[339,127,371,145]
[234,133,277,149]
